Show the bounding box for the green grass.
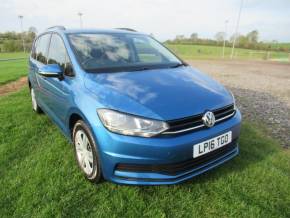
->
[166,44,289,61]
[0,52,29,59]
[265,42,290,50]
[0,59,28,85]
[0,52,28,84]
[0,89,290,217]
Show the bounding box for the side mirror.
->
[38,64,63,79]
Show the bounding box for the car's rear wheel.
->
[30,88,42,113]
[73,120,102,183]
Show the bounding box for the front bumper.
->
[93,110,242,185]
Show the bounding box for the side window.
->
[35,34,51,64]
[48,34,74,76]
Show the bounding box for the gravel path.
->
[0,76,27,96]
[188,60,290,148]
[231,87,290,148]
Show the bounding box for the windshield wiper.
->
[132,67,152,71]
[169,63,185,68]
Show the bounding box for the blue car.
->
[28,26,241,185]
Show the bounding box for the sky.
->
[0,0,290,42]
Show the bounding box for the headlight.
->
[97,109,169,137]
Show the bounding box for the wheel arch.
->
[67,109,95,141]
[68,113,84,138]
[28,79,31,90]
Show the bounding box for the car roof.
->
[42,27,146,35]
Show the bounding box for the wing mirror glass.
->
[38,64,63,79]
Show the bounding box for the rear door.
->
[29,38,39,90]
[33,33,52,109]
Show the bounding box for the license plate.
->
[193,131,232,158]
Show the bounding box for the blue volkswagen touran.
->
[28,26,241,185]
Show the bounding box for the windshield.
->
[67,33,183,72]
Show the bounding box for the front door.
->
[41,33,74,130]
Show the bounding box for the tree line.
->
[166,30,289,52]
[0,28,289,53]
[0,27,37,52]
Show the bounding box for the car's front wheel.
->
[30,88,42,113]
[73,120,102,183]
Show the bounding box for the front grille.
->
[163,104,235,135]
[116,140,238,176]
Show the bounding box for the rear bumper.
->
[93,110,242,185]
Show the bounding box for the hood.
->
[84,66,233,120]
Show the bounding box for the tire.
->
[73,120,102,183]
[30,88,42,113]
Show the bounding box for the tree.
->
[0,30,37,52]
[246,30,259,44]
[238,35,249,48]
[176,35,185,40]
[27,27,37,41]
[215,32,225,44]
[3,40,22,52]
[190,33,198,42]
[28,26,37,34]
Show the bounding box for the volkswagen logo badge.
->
[202,111,216,127]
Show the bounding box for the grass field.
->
[0,52,28,59]
[0,44,289,85]
[0,89,290,217]
[0,52,28,84]
[0,60,28,85]
[166,44,289,61]
[266,42,290,50]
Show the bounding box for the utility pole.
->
[231,0,244,59]
[78,12,83,28]
[18,15,25,53]
[222,20,229,58]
